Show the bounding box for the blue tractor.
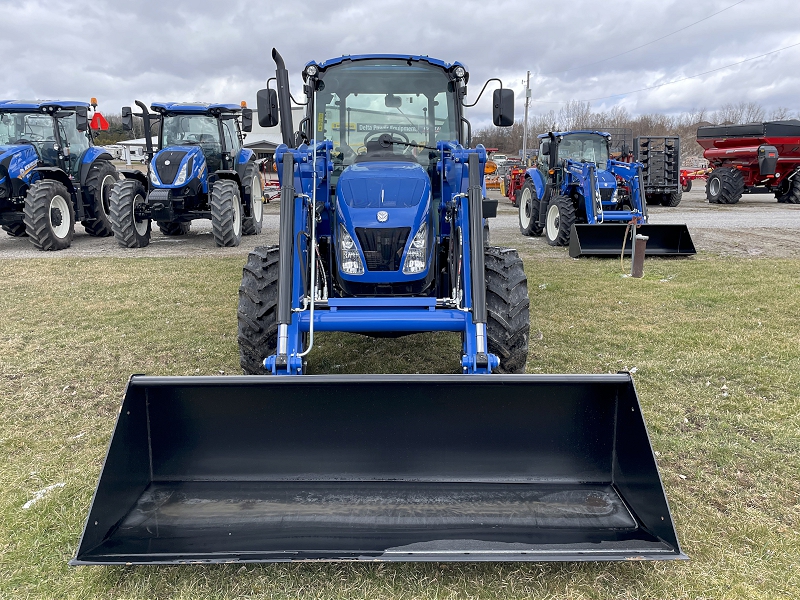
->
[518,130,695,257]
[73,51,684,565]
[0,100,117,250]
[109,101,262,247]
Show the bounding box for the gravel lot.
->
[1,187,798,259]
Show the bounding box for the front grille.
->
[155,151,188,184]
[600,188,614,201]
[355,227,410,271]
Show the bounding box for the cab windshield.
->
[315,59,458,167]
[161,114,222,170]
[558,134,609,167]
[0,111,56,157]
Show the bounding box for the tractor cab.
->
[149,102,250,183]
[0,100,95,176]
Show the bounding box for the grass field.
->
[1,252,799,599]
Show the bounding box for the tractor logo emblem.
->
[164,160,171,165]
[377,210,388,222]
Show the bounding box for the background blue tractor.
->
[0,100,117,250]
[518,130,695,257]
[110,101,262,247]
[72,51,683,565]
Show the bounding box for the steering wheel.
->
[363,130,410,147]
[12,138,32,145]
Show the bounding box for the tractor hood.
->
[597,168,616,191]
[150,145,207,188]
[335,161,432,282]
[0,144,39,182]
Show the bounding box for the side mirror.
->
[541,140,550,156]
[241,108,253,132]
[492,88,514,127]
[122,107,133,131]
[257,88,279,128]
[76,106,89,132]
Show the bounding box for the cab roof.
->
[150,102,242,115]
[538,131,612,139]
[309,55,467,79]
[0,100,90,112]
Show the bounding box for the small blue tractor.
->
[518,130,695,257]
[0,99,117,250]
[109,101,262,247]
[73,51,683,565]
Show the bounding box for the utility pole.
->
[522,71,531,164]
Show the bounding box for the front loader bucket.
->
[569,224,696,258]
[72,374,685,564]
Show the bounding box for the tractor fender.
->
[214,169,240,184]
[525,168,546,200]
[79,149,115,186]
[31,167,76,195]
[234,151,256,186]
[119,169,148,188]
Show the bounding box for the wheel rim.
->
[709,178,720,196]
[133,194,149,236]
[519,186,531,225]
[252,176,263,222]
[233,195,242,234]
[100,174,115,216]
[546,204,560,241]
[49,195,71,239]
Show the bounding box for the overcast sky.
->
[1,0,798,128]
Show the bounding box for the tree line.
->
[474,101,798,157]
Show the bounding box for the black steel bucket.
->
[72,374,685,564]
[569,224,696,258]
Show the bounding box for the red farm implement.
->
[696,120,800,204]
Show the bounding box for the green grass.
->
[1,254,799,599]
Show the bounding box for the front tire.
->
[682,179,692,193]
[23,180,75,251]
[238,245,279,374]
[661,190,683,207]
[518,180,543,236]
[211,180,242,247]
[2,222,28,237]
[706,167,744,204]
[485,246,530,374]
[82,160,117,237]
[242,163,264,235]
[544,194,575,246]
[110,179,151,248]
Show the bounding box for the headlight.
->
[149,169,159,185]
[174,162,188,185]
[402,223,427,274]
[339,225,364,275]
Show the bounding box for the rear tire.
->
[82,160,117,237]
[706,168,744,204]
[241,163,264,235]
[661,190,683,207]
[23,180,75,251]
[211,179,242,247]
[544,194,575,246]
[485,246,529,374]
[158,221,190,235]
[110,179,151,248]
[518,180,543,236]
[238,245,279,374]
[2,222,28,237]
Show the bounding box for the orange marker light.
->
[90,97,98,106]
[241,101,247,108]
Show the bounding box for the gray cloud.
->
[1,0,798,128]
